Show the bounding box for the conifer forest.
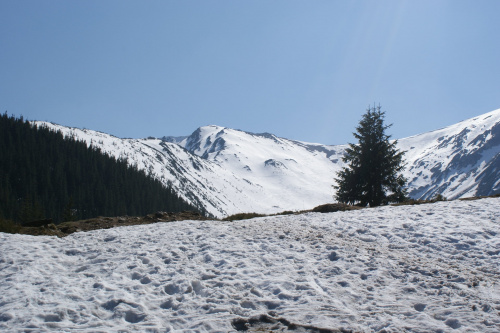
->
[0,113,199,224]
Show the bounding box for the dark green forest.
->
[0,113,201,224]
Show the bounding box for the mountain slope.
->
[35,108,500,217]
[398,108,500,199]
[176,126,346,212]
[34,123,243,217]
[173,108,500,213]
[37,123,345,217]
[0,114,197,224]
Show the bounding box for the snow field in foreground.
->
[1,198,499,332]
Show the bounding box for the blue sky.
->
[1,1,499,144]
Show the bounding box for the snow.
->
[1,198,499,332]
[177,125,347,214]
[33,121,347,218]
[31,108,500,218]
[397,108,500,199]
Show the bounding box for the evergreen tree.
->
[334,105,408,206]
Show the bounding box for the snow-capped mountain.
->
[35,108,500,217]
[398,109,500,199]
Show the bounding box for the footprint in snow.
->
[140,276,152,284]
[164,283,181,295]
[413,303,426,312]
[444,318,461,329]
[160,298,179,310]
[124,310,146,323]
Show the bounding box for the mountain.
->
[0,113,198,224]
[398,109,500,199]
[35,108,500,218]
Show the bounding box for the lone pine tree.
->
[334,105,408,207]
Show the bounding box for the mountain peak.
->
[34,108,500,217]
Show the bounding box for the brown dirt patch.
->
[17,211,208,237]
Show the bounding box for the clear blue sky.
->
[1,1,499,144]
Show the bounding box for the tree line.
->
[0,112,201,224]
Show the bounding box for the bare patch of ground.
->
[17,211,208,237]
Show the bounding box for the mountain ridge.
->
[397,108,500,199]
[34,108,500,217]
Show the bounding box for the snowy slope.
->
[1,198,499,332]
[398,108,500,200]
[177,126,346,212]
[172,109,499,214]
[33,108,500,217]
[34,123,270,217]
[34,123,346,217]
